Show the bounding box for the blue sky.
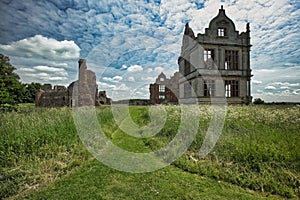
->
[0,0,299,102]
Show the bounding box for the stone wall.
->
[149,72,179,105]
[36,59,104,107]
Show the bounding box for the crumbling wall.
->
[35,85,69,107]
[35,59,103,107]
[149,72,179,105]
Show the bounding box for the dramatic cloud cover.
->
[0,0,299,101]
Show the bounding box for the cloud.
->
[128,76,135,82]
[253,89,300,102]
[280,86,290,90]
[121,65,128,69]
[293,89,300,95]
[127,65,143,72]
[97,81,116,90]
[0,35,80,84]
[0,35,80,60]
[252,80,263,84]
[33,65,68,75]
[103,75,123,83]
[154,66,164,73]
[113,83,130,91]
[16,65,69,83]
[265,86,276,90]
[270,82,300,87]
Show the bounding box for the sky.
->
[0,0,299,102]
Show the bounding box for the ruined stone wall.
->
[35,85,69,107]
[35,59,102,107]
[149,72,179,105]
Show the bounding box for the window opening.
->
[204,80,216,97]
[159,85,165,92]
[218,28,226,37]
[159,95,165,99]
[204,49,214,62]
[225,50,238,70]
[225,80,239,97]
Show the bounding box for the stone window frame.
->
[225,50,239,70]
[218,27,227,37]
[204,80,216,97]
[159,84,165,92]
[204,49,215,62]
[225,80,239,97]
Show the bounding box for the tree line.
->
[0,54,42,111]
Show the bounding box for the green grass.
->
[0,105,299,199]
[21,159,281,200]
[0,107,91,198]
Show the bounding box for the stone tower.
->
[77,59,98,106]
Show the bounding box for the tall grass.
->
[98,105,300,197]
[173,105,300,198]
[1,105,299,199]
[0,107,90,199]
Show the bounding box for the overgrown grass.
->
[1,105,299,199]
[0,107,90,199]
[172,105,300,198]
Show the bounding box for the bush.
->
[253,98,264,104]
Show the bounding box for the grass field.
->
[1,105,299,199]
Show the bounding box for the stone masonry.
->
[178,6,253,104]
[149,72,179,105]
[36,59,106,107]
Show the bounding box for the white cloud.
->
[253,93,300,102]
[113,83,130,91]
[265,86,276,90]
[252,80,262,84]
[154,66,164,73]
[103,75,123,82]
[16,65,69,83]
[270,82,300,87]
[128,76,135,82]
[127,65,143,72]
[280,86,289,90]
[97,81,116,89]
[0,35,81,85]
[33,65,68,76]
[0,35,80,60]
[293,89,300,95]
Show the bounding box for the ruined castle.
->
[35,59,111,107]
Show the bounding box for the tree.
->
[0,54,24,110]
[23,82,42,103]
[253,98,264,105]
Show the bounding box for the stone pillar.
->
[78,59,94,106]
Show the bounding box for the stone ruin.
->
[149,72,179,105]
[35,59,111,107]
[99,91,112,105]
